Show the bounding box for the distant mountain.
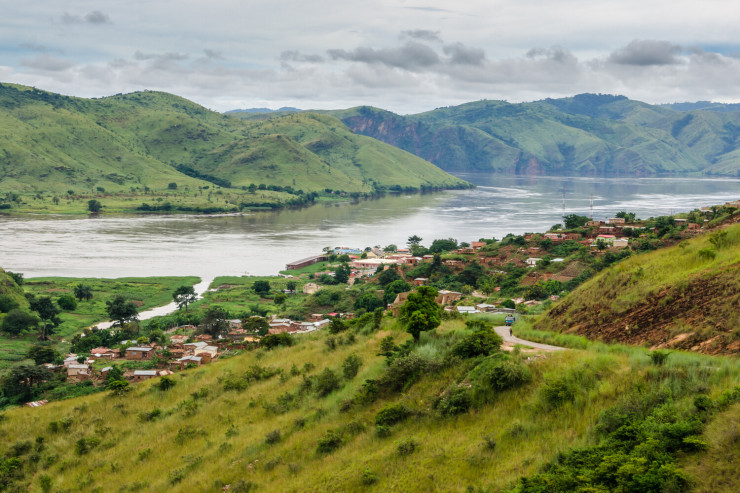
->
[0,84,468,196]
[660,101,740,113]
[327,94,740,176]
[226,107,302,114]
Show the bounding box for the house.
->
[195,345,219,362]
[612,238,629,248]
[228,319,242,329]
[302,283,321,295]
[476,303,497,312]
[456,306,479,314]
[194,334,212,342]
[126,347,155,360]
[334,247,362,255]
[169,335,188,345]
[63,354,79,367]
[351,258,398,270]
[89,347,115,359]
[313,319,331,330]
[310,313,324,322]
[471,241,486,250]
[285,254,328,271]
[443,260,462,267]
[687,223,701,230]
[586,220,602,227]
[608,218,626,225]
[175,355,202,369]
[66,364,90,382]
[526,257,542,267]
[131,370,158,382]
[592,235,616,247]
[413,278,428,286]
[183,342,208,353]
[544,233,563,241]
[436,290,462,306]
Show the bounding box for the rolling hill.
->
[535,222,740,354]
[326,94,740,176]
[0,84,469,201]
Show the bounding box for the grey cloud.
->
[280,50,325,63]
[85,11,111,24]
[134,51,189,62]
[608,40,682,66]
[204,49,224,60]
[20,54,75,72]
[443,43,485,65]
[328,41,440,70]
[401,30,441,42]
[61,11,111,25]
[526,46,576,64]
[20,43,61,54]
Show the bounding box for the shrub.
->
[156,376,176,391]
[377,353,427,393]
[316,429,343,454]
[649,350,670,366]
[540,376,577,408]
[342,354,362,379]
[396,438,419,456]
[265,429,281,445]
[375,403,412,426]
[75,437,100,455]
[482,435,497,451]
[139,408,162,422]
[361,468,379,485]
[260,333,293,349]
[375,425,392,438]
[451,327,502,358]
[57,294,78,311]
[436,385,472,416]
[469,356,532,394]
[315,368,341,397]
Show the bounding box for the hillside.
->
[535,223,740,354]
[327,94,740,176]
[0,315,738,492]
[0,84,468,212]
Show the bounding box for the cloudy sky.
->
[2,1,740,114]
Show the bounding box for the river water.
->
[1,174,738,280]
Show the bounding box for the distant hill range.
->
[0,84,467,194]
[316,94,740,176]
[226,107,302,114]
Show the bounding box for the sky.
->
[2,1,740,114]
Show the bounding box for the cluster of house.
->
[388,288,516,317]
[265,314,337,334]
[57,336,225,384]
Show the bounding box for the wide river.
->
[1,174,738,281]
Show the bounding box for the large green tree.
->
[0,309,38,335]
[399,286,441,342]
[73,283,93,302]
[29,296,61,340]
[564,214,589,229]
[201,306,230,337]
[105,295,139,327]
[253,280,271,297]
[173,285,197,313]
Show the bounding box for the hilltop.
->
[326,94,740,176]
[0,84,469,213]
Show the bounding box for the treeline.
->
[175,164,232,188]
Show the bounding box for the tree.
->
[0,309,38,335]
[200,306,229,338]
[334,263,351,284]
[104,365,125,385]
[407,235,423,247]
[29,296,61,340]
[377,268,401,287]
[399,286,441,342]
[0,294,19,313]
[563,214,589,229]
[57,294,77,311]
[383,244,398,252]
[244,317,269,336]
[383,279,411,305]
[286,281,297,292]
[253,280,271,297]
[73,283,93,302]
[168,182,178,190]
[87,199,102,213]
[429,238,458,253]
[354,291,384,312]
[2,364,51,404]
[274,292,287,305]
[173,285,197,313]
[27,344,58,365]
[342,354,363,379]
[105,295,139,328]
[615,211,636,223]
[6,271,24,286]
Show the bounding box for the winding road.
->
[494,326,566,351]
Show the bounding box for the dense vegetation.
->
[326,94,740,176]
[0,84,469,213]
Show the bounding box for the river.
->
[1,174,738,281]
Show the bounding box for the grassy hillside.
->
[328,94,740,176]
[0,315,738,492]
[535,223,740,354]
[0,84,469,213]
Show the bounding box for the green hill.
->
[328,94,740,176]
[0,84,469,212]
[0,314,738,492]
[535,223,740,354]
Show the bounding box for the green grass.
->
[1,316,737,492]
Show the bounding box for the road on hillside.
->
[494,326,566,351]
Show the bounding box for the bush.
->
[469,356,532,394]
[540,376,577,408]
[156,376,176,391]
[361,468,379,485]
[57,294,78,311]
[396,438,419,456]
[265,429,281,445]
[375,425,392,438]
[375,403,412,426]
[436,385,472,416]
[342,354,362,379]
[316,429,343,454]
[377,353,427,393]
[260,333,293,349]
[649,350,670,366]
[451,326,502,358]
[0,294,19,313]
[315,368,341,397]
